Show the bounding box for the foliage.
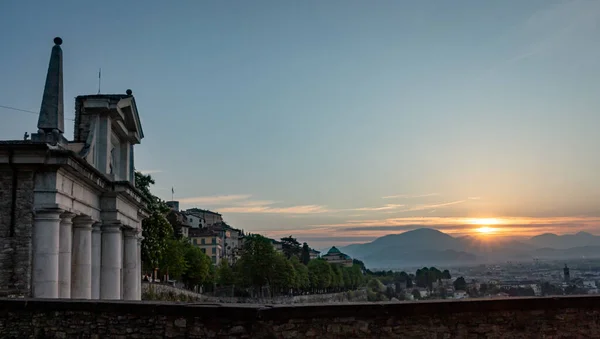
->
[290,256,310,290]
[159,239,188,280]
[136,172,173,272]
[453,276,467,291]
[237,234,277,289]
[300,242,311,265]
[181,242,211,288]
[216,259,236,286]
[280,236,301,259]
[308,259,333,291]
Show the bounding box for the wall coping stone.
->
[1,295,599,321]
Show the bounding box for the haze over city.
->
[2,0,600,248]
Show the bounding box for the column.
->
[91,223,102,299]
[71,216,93,299]
[58,212,76,298]
[32,208,63,298]
[100,223,122,299]
[122,230,138,300]
[137,235,143,300]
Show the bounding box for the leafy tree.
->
[271,253,296,295]
[280,236,302,259]
[412,288,421,300]
[159,239,188,280]
[453,276,467,291]
[308,259,332,291]
[300,242,311,265]
[217,259,235,286]
[181,242,211,289]
[330,264,344,291]
[290,256,310,291]
[442,269,451,280]
[135,172,173,274]
[237,235,277,292]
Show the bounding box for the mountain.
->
[339,228,600,269]
[529,232,600,249]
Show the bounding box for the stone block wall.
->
[2,296,600,338]
[0,168,35,297]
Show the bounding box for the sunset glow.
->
[475,226,497,234]
[469,218,502,226]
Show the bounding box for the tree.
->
[280,236,301,259]
[308,259,332,292]
[442,269,451,280]
[181,242,211,289]
[271,253,296,295]
[217,259,235,286]
[453,276,467,291]
[237,234,277,293]
[135,172,173,274]
[330,264,344,291]
[290,256,310,291]
[159,239,188,280]
[300,243,311,265]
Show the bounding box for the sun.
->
[469,218,501,226]
[475,226,496,234]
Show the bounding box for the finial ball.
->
[126,89,133,95]
[54,37,63,45]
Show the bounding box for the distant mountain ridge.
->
[338,228,600,269]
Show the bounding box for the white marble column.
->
[137,235,143,300]
[91,223,102,299]
[100,223,122,299]
[58,212,76,298]
[32,208,63,298]
[122,230,139,300]
[71,216,93,299]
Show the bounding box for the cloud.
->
[468,197,482,200]
[351,204,405,211]
[382,193,440,199]
[219,204,329,214]
[137,169,163,175]
[398,200,467,213]
[178,194,251,205]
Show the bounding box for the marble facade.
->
[0,38,148,300]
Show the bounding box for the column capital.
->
[34,208,64,220]
[101,223,122,233]
[92,222,102,233]
[123,228,140,238]
[60,211,77,221]
[73,215,94,229]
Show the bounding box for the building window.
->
[193,239,197,245]
[201,238,205,245]
[201,248,206,254]
[212,256,216,263]
[212,237,216,244]
[211,247,216,254]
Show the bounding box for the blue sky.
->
[1,0,600,248]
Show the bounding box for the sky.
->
[1,0,600,249]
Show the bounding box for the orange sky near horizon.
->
[259,216,600,247]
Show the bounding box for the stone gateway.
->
[0,38,148,300]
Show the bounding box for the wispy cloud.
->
[351,204,405,211]
[178,194,251,205]
[138,169,163,175]
[382,193,440,199]
[398,200,467,213]
[220,204,329,214]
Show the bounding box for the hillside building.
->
[322,246,353,267]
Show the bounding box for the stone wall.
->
[0,168,35,297]
[2,296,600,338]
